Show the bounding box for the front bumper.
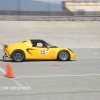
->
[70,53,76,60]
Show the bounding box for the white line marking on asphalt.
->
[11,78,24,87]
[94,53,98,55]
[77,57,100,58]
[15,74,100,79]
[0,67,24,87]
[0,67,6,75]
[89,77,100,82]
[0,77,6,78]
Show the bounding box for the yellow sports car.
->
[3,39,76,62]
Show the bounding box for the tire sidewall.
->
[12,49,25,62]
[57,50,70,61]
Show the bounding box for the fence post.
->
[17,0,21,21]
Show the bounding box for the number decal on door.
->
[39,50,49,54]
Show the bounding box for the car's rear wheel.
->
[57,50,70,61]
[12,50,25,62]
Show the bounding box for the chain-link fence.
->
[0,0,100,21]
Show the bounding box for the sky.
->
[0,0,99,11]
[34,0,63,4]
[34,0,99,4]
[0,0,63,11]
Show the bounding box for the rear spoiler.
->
[0,42,8,48]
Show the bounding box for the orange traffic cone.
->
[5,63,14,78]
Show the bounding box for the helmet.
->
[33,42,37,47]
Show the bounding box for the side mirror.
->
[47,46,50,49]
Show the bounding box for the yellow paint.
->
[3,40,76,61]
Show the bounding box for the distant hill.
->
[0,0,62,11]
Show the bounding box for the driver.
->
[33,42,37,47]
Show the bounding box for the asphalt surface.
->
[0,21,100,100]
[0,48,100,100]
[0,21,100,48]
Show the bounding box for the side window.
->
[37,43,43,47]
[31,41,46,48]
[37,42,46,48]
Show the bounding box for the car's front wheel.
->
[57,50,70,61]
[12,50,25,62]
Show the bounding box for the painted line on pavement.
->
[15,74,100,79]
[88,77,100,82]
[0,67,24,87]
[0,67,6,75]
[0,77,6,79]
[11,78,24,87]
[77,57,100,59]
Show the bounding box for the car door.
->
[28,42,54,59]
[30,47,54,59]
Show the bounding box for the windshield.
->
[45,42,57,48]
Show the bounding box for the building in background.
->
[63,1,100,16]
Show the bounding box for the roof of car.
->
[30,39,45,43]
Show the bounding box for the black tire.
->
[11,49,25,62]
[57,50,70,61]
